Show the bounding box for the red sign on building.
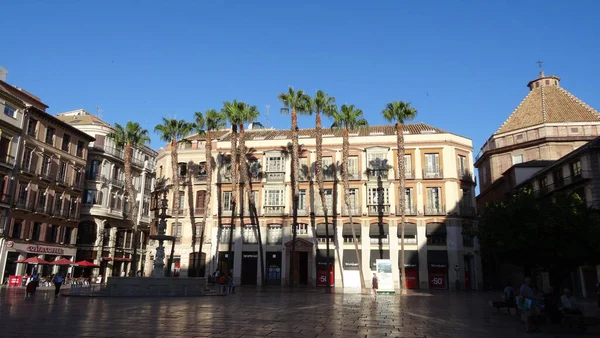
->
[8,275,22,287]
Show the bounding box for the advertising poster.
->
[376,259,394,294]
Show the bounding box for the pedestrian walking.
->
[228,275,235,294]
[52,273,64,297]
[372,273,378,297]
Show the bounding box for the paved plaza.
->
[1,287,599,338]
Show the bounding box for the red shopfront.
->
[400,250,419,289]
[316,251,334,287]
[427,250,449,290]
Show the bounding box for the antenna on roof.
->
[266,104,270,128]
[96,105,103,119]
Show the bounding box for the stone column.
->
[105,227,117,282]
[334,222,343,287]
[281,220,291,286]
[232,225,242,285]
[446,220,464,291]
[417,222,429,290]
[361,221,370,288]
[258,223,267,285]
[389,221,400,290]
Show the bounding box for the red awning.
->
[113,257,132,262]
[50,258,74,265]
[15,257,51,264]
[101,257,113,261]
[74,260,100,268]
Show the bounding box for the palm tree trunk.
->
[397,122,406,293]
[343,128,365,290]
[290,108,299,287]
[124,143,139,275]
[228,126,238,274]
[168,139,179,277]
[315,111,332,292]
[239,125,266,285]
[198,131,213,276]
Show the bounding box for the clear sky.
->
[2,0,600,155]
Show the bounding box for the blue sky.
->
[2,0,600,155]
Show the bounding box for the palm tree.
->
[154,118,193,276]
[330,104,368,291]
[234,102,266,285]
[278,87,309,287]
[107,121,150,275]
[381,101,417,293]
[193,109,226,276]
[306,90,336,292]
[222,101,244,256]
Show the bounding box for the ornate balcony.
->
[265,171,285,182]
[368,204,390,216]
[424,204,446,216]
[367,168,388,180]
[423,168,444,179]
[264,206,284,216]
[396,203,418,216]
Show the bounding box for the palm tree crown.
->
[278,87,310,119]
[330,104,368,131]
[381,101,417,125]
[108,121,151,149]
[194,109,226,135]
[154,118,193,145]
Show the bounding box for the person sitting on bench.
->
[503,282,516,303]
[560,288,582,315]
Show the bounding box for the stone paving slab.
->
[1,287,599,337]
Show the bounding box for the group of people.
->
[504,277,591,333]
[25,270,65,297]
[212,270,235,295]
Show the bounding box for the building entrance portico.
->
[284,238,313,286]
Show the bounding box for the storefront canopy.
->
[342,249,361,270]
[427,250,448,268]
[316,223,335,237]
[369,250,390,269]
[426,223,446,236]
[50,258,74,265]
[75,260,100,268]
[397,223,417,237]
[15,257,50,264]
[342,223,361,236]
[399,250,419,268]
[369,223,389,237]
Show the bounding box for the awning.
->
[342,249,361,270]
[101,257,113,261]
[316,250,334,266]
[426,223,446,236]
[15,257,50,264]
[397,223,417,237]
[427,250,448,268]
[399,250,418,268]
[114,257,132,262]
[369,250,390,269]
[316,223,334,237]
[74,260,100,268]
[342,223,361,236]
[369,223,389,237]
[50,258,74,265]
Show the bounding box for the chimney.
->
[0,66,7,82]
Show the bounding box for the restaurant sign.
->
[25,245,64,255]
